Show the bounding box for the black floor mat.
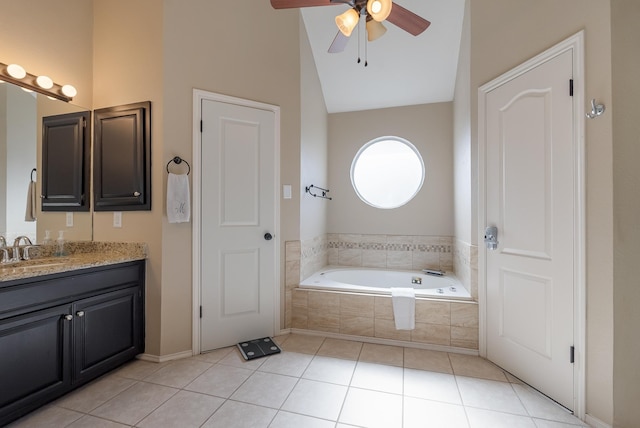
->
[237,337,281,361]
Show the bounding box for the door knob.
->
[134,191,141,197]
[264,232,273,241]
[64,314,73,321]
[76,311,85,317]
[484,226,499,250]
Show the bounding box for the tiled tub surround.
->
[453,240,478,300]
[285,235,478,351]
[0,241,147,281]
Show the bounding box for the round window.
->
[350,136,425,209]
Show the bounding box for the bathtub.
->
[299,266,471,300]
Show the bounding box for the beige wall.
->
[161,0,302,355]
[611,1,640,426]
[92,0,165,355]
[300,16,329,242]
[328,103,454,236]
[471,0,614,424]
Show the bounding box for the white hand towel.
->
[25,180,36,222]
[167,173,190,223]
[391,287,416,330]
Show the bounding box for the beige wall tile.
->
[308,311,340,333]
[387,250,412,269]
[415,300,451,325]
[328,248,339,265]
[339,248,362,266]
[308,292,340,314]
[450,302,479,328]
[340,294,374,318]
[374,318,411,341]
[450,326,479,349]
[411,323,451,346]
[340,315,374,337]
[286,260,301,287]
[374,297,394,320]
[412,251,441,271]
[291,305,308,329]
[285,241,301,262]
[362,250,387,267]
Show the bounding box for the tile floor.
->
[9,334,588,428]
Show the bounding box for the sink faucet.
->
[0,236,8,263]
[13,236,34,261]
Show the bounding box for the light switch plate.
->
[113,212,122,228]
[65,212,73,227]
[283,185,292,199]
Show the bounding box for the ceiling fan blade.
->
[386,3,431,36]
[270,0,335,9]
[328,31,350,53]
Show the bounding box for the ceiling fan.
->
[270,0,431,53]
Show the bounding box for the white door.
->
[199,98,278,352]
[483,49,576,409]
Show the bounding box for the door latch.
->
[484,226,499,250]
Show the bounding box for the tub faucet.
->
[13,236,34,261]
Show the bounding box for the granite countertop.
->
[0,241,147,282]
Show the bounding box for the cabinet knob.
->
[76,311,85,317]
[134,191,141,197]
[64,314,73,321]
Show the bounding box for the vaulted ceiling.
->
[299,0,466,113]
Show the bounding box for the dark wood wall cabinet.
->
[41,111,91,211]
[94,101,151,211]
[0,261,145,426]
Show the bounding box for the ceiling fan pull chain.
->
[357,15,361,64]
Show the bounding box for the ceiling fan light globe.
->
[367,0,392,22]
[335,8,359,37]
[366,19,387,41]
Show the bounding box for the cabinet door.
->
[41,111,91,211]
[73,286,144,384]
[93,102,151,211]
[0,305,72,425]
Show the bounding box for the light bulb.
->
[36,75,54,89]
[7,63,26,79]
[366,0,392,22]
[61,84,77,97]
[335,8,359,37]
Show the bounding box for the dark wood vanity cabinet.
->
[41,111,91,211]
[0,261,145,426]
[93,102,151,211]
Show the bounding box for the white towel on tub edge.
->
[391,287,415,330]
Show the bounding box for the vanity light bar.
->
[0,62,76,102]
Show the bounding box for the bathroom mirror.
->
[1,81,92,244]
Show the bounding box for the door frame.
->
[191,89,281,355]
[478,31,585,418]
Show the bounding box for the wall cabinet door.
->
[93,102,151,211]
[73,286,144,384]
[41,112,91,211]
[0,304,72,424]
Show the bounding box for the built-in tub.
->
[300,266,471,300]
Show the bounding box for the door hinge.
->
[570,345,575,364]
[569,79,574,97]
[83,117,87,128]
[199,306,202,318]
[200,120,203,133]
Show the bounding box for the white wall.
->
[300,15,328,242]
[453,0,472,245]
[328,103,454,236]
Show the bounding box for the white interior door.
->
[483,49,576,410]
[199,97,278,352]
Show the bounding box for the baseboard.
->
[137,350,193,363]
[585,414,612,428]
[289,328,479,356]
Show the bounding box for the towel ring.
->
[166,156,191,175]
[30,168,36,182]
